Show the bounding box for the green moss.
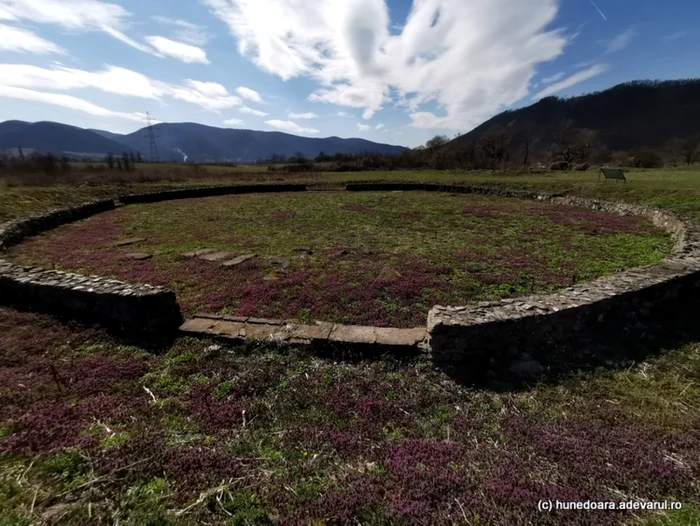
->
[101,432,131,448]
[212,379,236,399]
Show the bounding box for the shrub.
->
[572,163,590,171]
[549,161,569,171]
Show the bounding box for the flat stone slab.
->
[241,323,287,340]
[199,251,231,262]
[113,237,146,247]
[210,320,246,337]
[183,249,217,258]
[124,252,152,261]
[248,317,284,325]
[180,318,218,333]
[329,324,377,345]
[375,327,427,347]
[222,254,257,267]
[285,323,334,343]
[180,316,426,351]
[268,258,290,269]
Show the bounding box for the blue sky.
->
[0,0,696,148]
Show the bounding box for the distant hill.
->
[112,123,406,162]
[0,121,131,158]
[1,120,406,162]
[449,79,700,159]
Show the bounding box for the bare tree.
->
[549,120,597,165]
[478,125,509,168]
[681,134,700,165]
[516,121,537,166]
[425,135,450,153]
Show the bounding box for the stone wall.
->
[429,191,700,384]
[0,200,182,342]
[0,200,115,250]
[119,183,307,204]
[0,260,183,342]
[0,184,310,340]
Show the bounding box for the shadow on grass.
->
[0,303,180,353]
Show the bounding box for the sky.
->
[0,0,697,148]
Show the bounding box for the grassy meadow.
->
[0,166,699,525]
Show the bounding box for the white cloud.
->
[152,16,212,46]
[532,63,608,100]
[0,63,166,98]
[223,118,245,126]
[541,71,565,84]
[357,124,371,131]
[375,123,384,130]
[0,63,244,112]
[203,0,569,130]
[235,87,263,102]
[170,80,242,110]
[601,28,636,53]
[0,0,154,53]
[662,31,687,43]
[239,106,268,116]
[0,84,145,122]
[0,0,129,30]
[336,111,351,117]
[0,23,65,54]
[287,110,319,119]
[145,36,209,64]
[265,119,319,134]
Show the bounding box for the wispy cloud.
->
[238,106,268,117]
[0,23,66,54]
[287,110,319,119]
[0,63,245,112]
[375,123,384,130]
[235,87,263,102]
[145,36,209,64]
[662,31,688,42]
[601,28,636,53]
[357,124,371,131]
[541,71,565,84]
[0,84,146,122]
[0,0,151,53]
[152,16,212,46]
[532,63,608,99]
[265,119,319,134]
[223,118,244,126]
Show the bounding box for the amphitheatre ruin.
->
[2,182,699,384]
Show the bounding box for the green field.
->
[1,167,699,525]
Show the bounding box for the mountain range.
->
[449,79,700,158]
[0,121,407,163]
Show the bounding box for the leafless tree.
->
[549,120,598,165]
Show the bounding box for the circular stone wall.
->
[5,190,672,328]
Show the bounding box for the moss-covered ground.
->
[7,191,670,327]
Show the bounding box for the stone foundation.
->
[2,183,699,370]
[0,200,115,250]
[119,183,307,204]
[0,260,182,341]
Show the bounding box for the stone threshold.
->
[180,314,428,351]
